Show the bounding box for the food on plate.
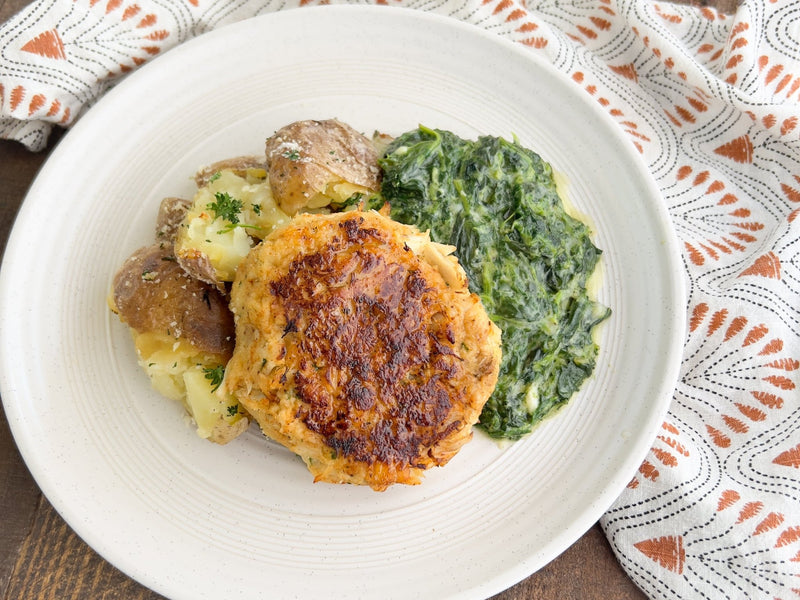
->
[109,198,248,444]
[374,126,611,439]
[224,210,501,490]
[265,119,381,215]
[193,155,266,189]
[174,162,290,290]
[155,196,192,243]
[109,117,609,489]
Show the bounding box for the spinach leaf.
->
[375,126,611,439]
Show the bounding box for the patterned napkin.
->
[2,0,799,598]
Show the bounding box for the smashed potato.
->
[111,210,249,444]
[174,167,290,289]
[265,119,381,215]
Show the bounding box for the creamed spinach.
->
[374,126,611,440]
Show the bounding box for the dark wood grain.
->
[0,397,41,599]
[0,0,739,598]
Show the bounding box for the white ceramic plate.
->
[0,6,685,599]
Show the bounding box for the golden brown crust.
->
[225,211,501,490]
[111,243,235,360]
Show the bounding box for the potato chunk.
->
[265,119,381,215]
[110,243,248,444]
[111,243,234,357]
[194,155,266,189]
[174,168,290,288]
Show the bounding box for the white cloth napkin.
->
[2,0,799,598]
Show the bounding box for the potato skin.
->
[194,155,265,189]
[176,246,226,292]
[265,119,381,214]
[111,243,234,359]
[155,197,192,245]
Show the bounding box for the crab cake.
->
[224,210,501,490]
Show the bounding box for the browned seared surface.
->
[225,210,501,490]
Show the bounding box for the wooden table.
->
[0,0,736,598]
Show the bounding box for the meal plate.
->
[0,6,685,599]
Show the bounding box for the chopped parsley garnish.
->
[208,172,222,183]
[282,149,300,161]
[202,365,225,392]
[207,192,261,234]
[226,405,239,417]
[252,203,262,215]
[218,223,261,235]
[207,192,243,225]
